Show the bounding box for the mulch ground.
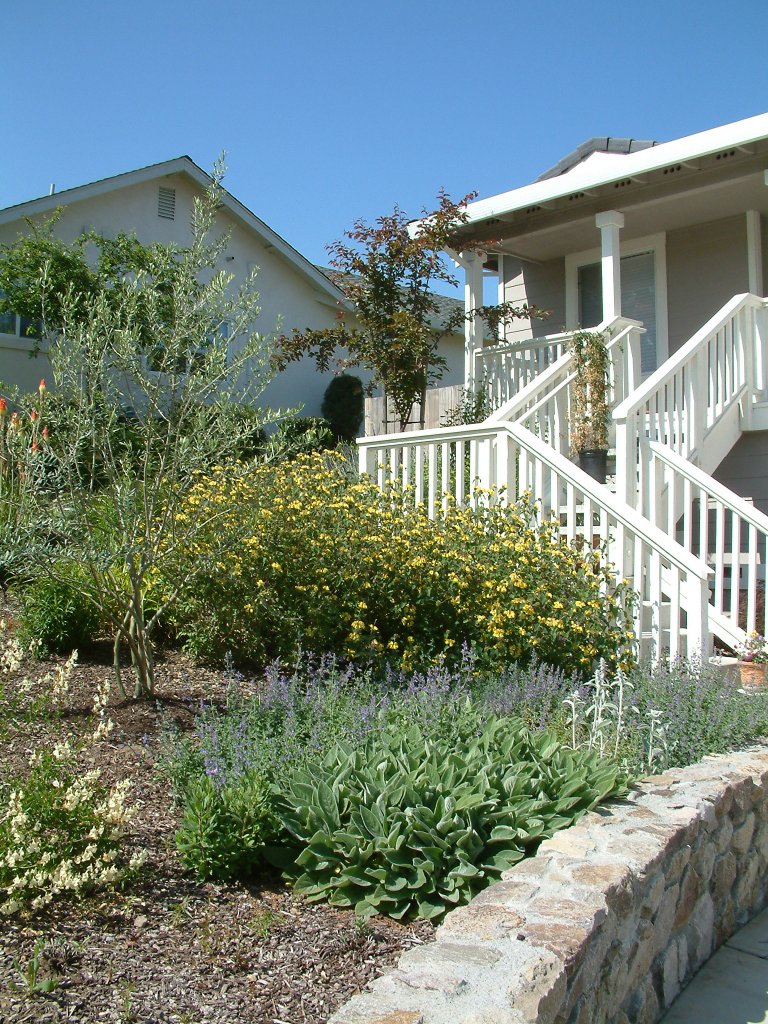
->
[0,643,434,1024]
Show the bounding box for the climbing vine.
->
[569,330,610,454]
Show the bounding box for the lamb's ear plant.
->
[564,660,671,774]
[4,159,283,699]
[276,716,627,921]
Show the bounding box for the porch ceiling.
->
[463,153,768,267]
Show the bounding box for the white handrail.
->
[614,294,768,505]
[647,442,768,642]
[474,330,575,360]
[613,295,763,422]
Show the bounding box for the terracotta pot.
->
[738,661,767,690]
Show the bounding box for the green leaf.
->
[315,781,340,828]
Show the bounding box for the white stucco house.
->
[0,157,354,417]
[360,112,768,665]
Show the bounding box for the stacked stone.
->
[328,746,768,1024]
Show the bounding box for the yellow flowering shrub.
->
[165,452,634,676]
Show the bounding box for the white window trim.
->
[565,231,669,365]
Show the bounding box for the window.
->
[577,253,658,374]
[0,298,42,341]
[566,233,668,376]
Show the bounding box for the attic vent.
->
[525,204,542,214]
[158,186,176,220]
[663,165,683,175]
[715,149,737,161]
[568,192,585,201]
[614,178,632,189]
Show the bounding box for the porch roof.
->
[447,112,768,264]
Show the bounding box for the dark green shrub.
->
[322,374,364,440]
[277,716,627,920]
[18,573,101,654]
[269,416,335,459]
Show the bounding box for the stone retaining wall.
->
[328,746,768,1024]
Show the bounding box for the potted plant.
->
[736,631,768,689]
[569,329,610,484]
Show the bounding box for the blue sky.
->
[4,0,768,277]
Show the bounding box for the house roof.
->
[0,157,348,306]
[535,138,658,181]
[459,112,768,230]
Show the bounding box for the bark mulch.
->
[0,647,434,1024]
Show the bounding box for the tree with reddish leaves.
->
[274,191,546,432]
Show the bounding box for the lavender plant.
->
[627,657,768,768]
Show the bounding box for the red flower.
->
[38,379,46,393]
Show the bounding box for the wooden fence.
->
[364,385,462,436]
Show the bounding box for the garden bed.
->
[4,621,768,1024]
[0,649,433,1024]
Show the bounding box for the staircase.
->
[357,294,768,663]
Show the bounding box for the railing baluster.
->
[728,509,740,624]
[649,543,662,662]
[414,444,423,505]
[441,442,450,513]
[455,440,465,506]
[669,564,681,657]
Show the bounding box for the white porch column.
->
[462,250,485,389]
[747,209,763,296]
[595,211,625,321]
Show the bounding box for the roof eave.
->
[462,111,768,228]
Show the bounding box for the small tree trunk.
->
[418,381,427,431]
[112,613,131,700]
[127,585,155,699]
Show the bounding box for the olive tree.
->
[4,166,279,698]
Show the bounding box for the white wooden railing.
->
[644,442,768,646]
[485,318,643,457]
[475,332,571,408]
[476,319,643,412]
[358,420,712,662]
[614,295,768,508]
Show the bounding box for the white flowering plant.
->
[0,619,75,725]
[0,738,145,916]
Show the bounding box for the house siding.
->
[502,257,566,341]
[666,215,749,353]
[0,175,355,419]
[713,430,768,516]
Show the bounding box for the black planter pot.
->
[577,448,608,485]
